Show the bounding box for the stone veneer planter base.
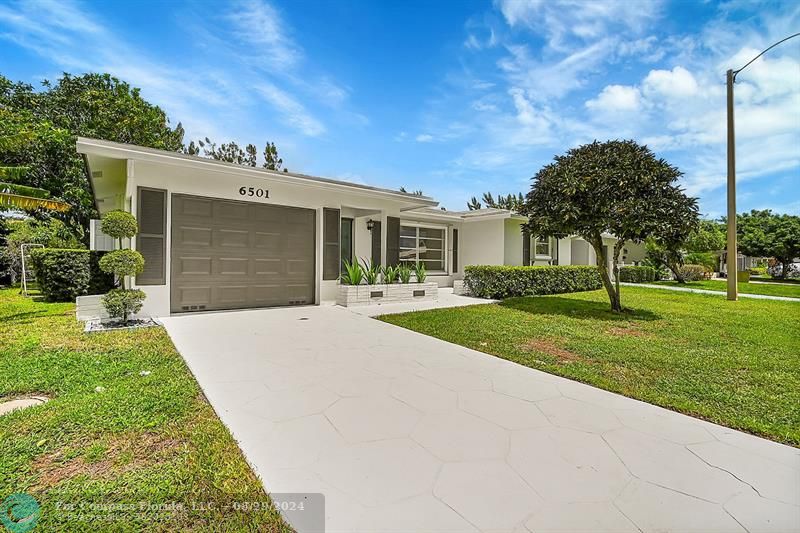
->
[337,281,439,307]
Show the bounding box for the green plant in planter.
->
[101,210,139,248]
[98,210,146,324]
[341,260,364,285]
[98,249,144,279]
[414,262,427,283]
[102,288,146,323]
[382,264,399,284]
[397,264,412,284]
[361,258,381,285]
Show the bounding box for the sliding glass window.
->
[399,224,445,271]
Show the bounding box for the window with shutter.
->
[136,187,166,285]
[452,228,459,273]
[323,208,340,280]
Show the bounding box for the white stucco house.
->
[78,137,644,317]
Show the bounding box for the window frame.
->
[534,237,551,259]
[398,221,447,273]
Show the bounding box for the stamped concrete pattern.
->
[162,305,800,533]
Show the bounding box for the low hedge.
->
[464,265,602,299]
[30,249,115,302]
[618,265,656,283]
[679,263,708,282]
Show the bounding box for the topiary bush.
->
[100,210,138,244]
[98,211,147,324]
[464,265,602,299]
[678,264,708,282]
[29,249,115,302]
[618,265,656,283]
[99,249,145,281]
[102,288,146,323]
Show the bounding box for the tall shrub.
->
[30,249,115,301]
[98,211,146,323]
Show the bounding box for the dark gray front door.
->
[170,194,315,313]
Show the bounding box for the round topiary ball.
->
[101,210,139,240]
[99,249,145,277]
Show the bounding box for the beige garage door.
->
[170,194,315,313]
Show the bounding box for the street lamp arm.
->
[732,32,800,81]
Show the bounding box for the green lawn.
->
[379,286,800,446]
[653,279,800,298]
[0,289,290,531]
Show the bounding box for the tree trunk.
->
[588,236,621,312]
[612,239,625,308]
[669,262,686,283]
[779,258,789,279]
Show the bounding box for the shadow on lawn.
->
[500,296,661,322]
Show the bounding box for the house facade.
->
[79,137,643,317]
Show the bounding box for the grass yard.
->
[0,289,290,531]
[379,286,800,446]
[653,278,800,298]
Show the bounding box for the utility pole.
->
[726,69,737,301]
[725,32,799,302]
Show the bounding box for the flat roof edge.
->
[76,137,438,206]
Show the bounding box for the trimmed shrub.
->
[464,265,602,299]
[102,288,146,323]
[99,249,145,278]
[749,267,767,276]
[100,210,138,242]
[618,265,656,283]
[679,264,708,282]
[29,249,115,302]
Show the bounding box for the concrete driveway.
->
[162,304,800,533]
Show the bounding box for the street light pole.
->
[725,32,799,302]
[726,69,737,301]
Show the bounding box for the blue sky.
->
[1,0,798,217]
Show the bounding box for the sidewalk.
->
[621,283,800,302]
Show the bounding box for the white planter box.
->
[76,294,143,322]
[336,282,439,307]
[76,294,110,321]
[453,279,470,296]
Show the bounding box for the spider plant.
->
[382,264,399,284]
[361,258,381,285]
[414,262,427,283]
[397,263,412,284]
[341,260,364,285]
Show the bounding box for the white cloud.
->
[256,83,326,137]
[495,0,663,51]
[226,0,301,68]
[586,85,643,113]
[642,66,699,98]
[415,134,434,142]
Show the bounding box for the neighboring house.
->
[78,137,644,317]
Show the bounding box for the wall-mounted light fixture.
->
[366,219,375,231]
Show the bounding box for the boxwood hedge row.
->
[30,249,115,302]
[464,265,602,299]
[618,265,657,283]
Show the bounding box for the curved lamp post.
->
[726,32,800,301]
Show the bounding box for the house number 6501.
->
[239,186,270,199]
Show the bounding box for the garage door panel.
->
[218,257,250,275]
[216,285,250,305]
[254,258,282,275]
[177,286,211,306]
[178,256,213,275]
[178,226,212,247]
[171,194,315,312]
[218,229,250,247]
[179,197,213,218]
[254,232,282,251]
[215,201,250,220]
